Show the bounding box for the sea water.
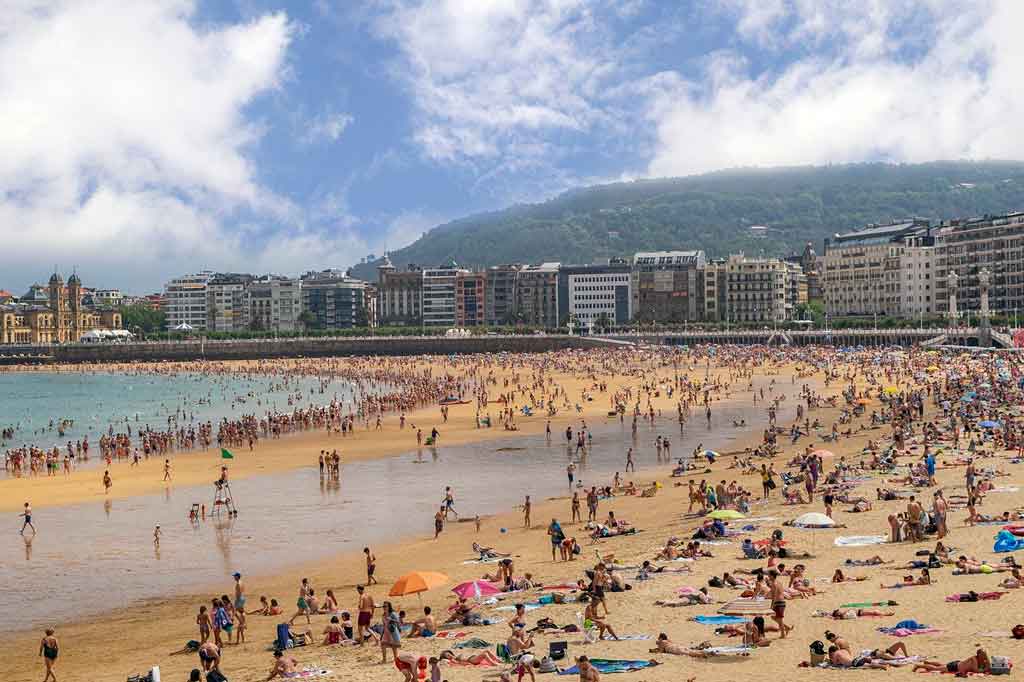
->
[0,382,798,633]
[0,371,364,471]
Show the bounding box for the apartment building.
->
[515,263,560,329]
[558,261,632,329]
[484,264,520,326]
[632,251,707,323]
[248,276,302,332]
[163,271,213,330]
[377,257,423,325]
[456,271,486,327]
[300,270,367,329]
[422,262,468,327]
[823,219,931,318]
[206,274,253,332]
[934,211,1024,320]
[723,255,789,323]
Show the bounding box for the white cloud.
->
[377,0,618,165]
[648,1,1024,176]
[300,112,354,144]
[0,0,307,290]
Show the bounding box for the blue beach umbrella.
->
[979,420,1001,429]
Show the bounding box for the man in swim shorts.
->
[356,585,375,644]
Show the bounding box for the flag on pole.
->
[221,448,234,460]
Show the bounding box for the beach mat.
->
[718,598,774,616]
[558,660,658,675]
[834,535,887,546]
[692,615,749,625]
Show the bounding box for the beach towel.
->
[692,615,749,625]
[557,659,658,675]
[603,634,651,641]
[877,621,941,637]
[834,535,887,547]
[495,604,543,612]
[840,601,897,608]
[434,631,467,639]
[718,598,774,616]
[695,646,753,656]
[455,638,491,649]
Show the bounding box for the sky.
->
[3,0,1023,294]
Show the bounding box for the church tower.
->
[48,272,66,340]
[68,272,82,339]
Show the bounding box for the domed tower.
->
[377,253,395,284]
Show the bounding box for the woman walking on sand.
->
[39,628,58,682]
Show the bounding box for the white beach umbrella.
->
[791,512,836,551]
[792,512,836,528]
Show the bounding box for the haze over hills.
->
[350,161,1024,280]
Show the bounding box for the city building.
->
[558,260,632,330]
[484,264,520,326]
[377,257,423,326]
[823,219,932,318]
[701,261,726,322]
[900,230,938,320]
[421,261,469,327]
[206,274,253,333]
[1,272,122,344]
[631,251,707,323]
[456,271,486,327]
[0,290,14,304]
[248,276,303,332]
[934,211,1024,321]
[722,254,790,324]
[91,289,124,307]
[787,243,823,302]
[785,261,809,315]
[515,263,560,329]
[164,271,213,330]
[300,270,368,329]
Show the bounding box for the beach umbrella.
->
[792,512,836,529]
[792,512,836,551]
[883,386,899,395]
[811,449,835,458]
[718,598,774,616]
[451,580,501,601]
[926,365,940,373]
[389,571,448,597]
[855,398,872,406]
[979,420,1002,429]
[707,509,745,521]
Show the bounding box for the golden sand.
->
[7,355,1020,682]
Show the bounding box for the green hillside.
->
[351,161,1024,279]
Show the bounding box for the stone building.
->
[1,272,122,344]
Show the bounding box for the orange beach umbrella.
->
[389,571,449,597]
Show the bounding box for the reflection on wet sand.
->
[1,389,797,634]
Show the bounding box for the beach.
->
[4,346,1024,682]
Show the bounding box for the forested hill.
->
[351,161,1024,279]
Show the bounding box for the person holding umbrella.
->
[547,518,565,561]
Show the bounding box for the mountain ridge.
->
[350,161,1024,280]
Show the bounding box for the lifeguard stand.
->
[213,479,237,516]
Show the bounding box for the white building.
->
[559,262,632,329]
[163,271,213,331]
[723,255,789,324]
[899,231,937,320]
[92,289,124,307]
[206,274,253,332]
[248,276,302,332]
[422,262,468,327]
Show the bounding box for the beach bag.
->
[990,656,1012,675]
[538,657,558,673]
[1012,624,1024,640]
[206,670,229,682]
[767,479,777,489]
[549,641,568,661]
